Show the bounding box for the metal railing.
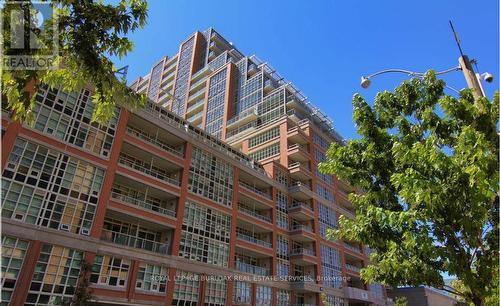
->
[289,161,310,171]
[238,205,272,222]
[239,181,272,200]
[344,242,361,253]
[186,100,205,114]
[290,248,315,256]
[235,261,269,276]
[118,154,180,186]
[236,232,272,248]
[126,126,184,157]
[110,191,176,217]
[140,101,267,176]
[101,229,169,254]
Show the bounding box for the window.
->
[320,245,342,288]
[188,147,234,207]
[313,132,330,150]
[255,285,272,306]
[233,281,251,304]
[324,294,345,306]
[172,270,199,306]
[1,236,29,305]
[90,255,130,287]
[179,201,231,267]
[277,259,290,277]
[2,138,103,235]
[172,36,195,116]
[249,143,280,161]
[32,85,118,158]
[26,244,83,305]
[317,184,335,202]
[248,127,280,148]
[136,263,168,293]
[205,69,228,138]
[276,289,290,306]
[318,204,338,238]
[204,278,227,306]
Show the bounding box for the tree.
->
[393,296,408,306]
[72,260,94,305]
[319,72,499,306]
[1,0,148,124]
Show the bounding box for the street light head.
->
[360,76,371,89]
[481,72,494,83]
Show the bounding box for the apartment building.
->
[0,28,391,306]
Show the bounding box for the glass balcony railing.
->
[239,181,272,200]
[236,232,272,248]
[237,205,272,223]
[346,263,361,273]
[344,242,361,253]
[289,200,312,211]
[100,229,169,254]
[235,261,269,276]
[118,154,180,186]
[291,224,313,233]
[110,191,176,217]
[126,126,184,157]
[290,248,315,256]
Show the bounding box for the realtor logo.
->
[1,1,58,70]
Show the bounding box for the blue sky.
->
[113,0,499,140]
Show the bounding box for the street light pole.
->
[458,55,485,99]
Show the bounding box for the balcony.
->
[187,87,206,104]
[343,287,373,304]
[346,263,361,273]
[290,224,315,242]
[126,125,184,157]
[287,125,309,145]
[238,203,272,223]
[101,214,173,252]
[288,200,314,221]
[289,182,314,201]
[290,248,317,265]
[247,63,257,76]
[101,229,170,254]
[226,107,259,129]
[118,151,181,187]
[344,242,362,254]
[191,65,212,82]
[187,111,203,125]
[235,261,269,276]
[287,144,310,162]
[289,162,312,181]
[186,99,205,117]
[110,184,176,218]
[239,180,272,201]
[236,232,272,249]
[263,78,276,94]
[189,76,208,93]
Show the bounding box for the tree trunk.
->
[471,295,484,306]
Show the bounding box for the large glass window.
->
[318,204,338,238]
[204,277,227,306]
[32,85,118,158]
[172,36,195,116]
[172,270,199,306]
[320,245,342,288]
[188,147,233,207]
[1,236,29,305]
[233,281,251,304]
[255,285,272,306]
[248,127,280,148]
[26,244,83,305]
[276,289,290,306]
[179,201,231,267]
[324,294,345,306]
[205,69,227,138]
[90,255,130,287]
[249,143,280,161]
[2,138,103,235]
[136,263,168,293]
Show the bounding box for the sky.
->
[113,0,499,140]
